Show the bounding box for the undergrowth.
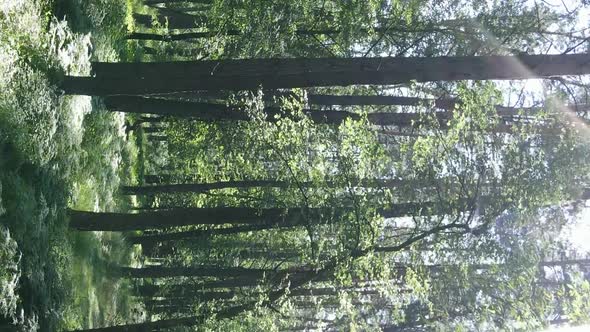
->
[0,0,140,330]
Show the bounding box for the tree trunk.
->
[142,290,236,302]
[62,54,590,95]
[146,303,194,316]
[103,95,453,126]
[138,116,164,124]
[141,126,163,134]
[124,27,350,42]
[133,12,206,29]
[68,207,310,231]
[144,0,212,5]
[540,258,590,267]
[68,316,200,332]
[288,287,380,297]
[147,135,167,142]
[126,30,236,41]
[122,24,448,42]
[128,224,285,245]
[307,94,543,116]
[90,54,590,80]
[137,278,261,298]
[147,89,297,102]
[70,201,443,232]
[70,300,259,331]
[142,46,204,57]
[120,178,411,195]
[308,94,458,108]
[119,265,270,279]
[172,6,211,13]
[237,248,299,261]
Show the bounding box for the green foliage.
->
[0,0,139,330]
[129,77,590,329]
[0,226,20,323]
[3,0,590,330]
[563,273,590,324]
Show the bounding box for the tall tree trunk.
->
[137,277,261,298]
[148,89,297,102]
[68,207,309,231]
[137,116,164,124]
[126,30,237,41]
[142,46,204,57]
[120,178,411,195]
[133,12,206,30]
[142,290,237,302]
[172,6,211,13]
[90,54,590,80]
[68,316,200,332]
[307,94,544,116]
[70,202,444,231]
[147,135,167,142]
[141,126,164,134]
[540,258,590,267]
[146,303,194,316]
[70,299,262,331]
[62,54,590,95]
[119,265,270,279]
[128,224,285,245]
[308,94,459,108]
[102,95,464,127]
[144,0,212,5]
[237,248,299,261]
[288,287,380,297]
[122,24,454,42]
[124,27,351,42]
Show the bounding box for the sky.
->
[559,206,590,253]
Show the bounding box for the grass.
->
[0,0,141,330]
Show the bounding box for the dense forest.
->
[1,0,590,331]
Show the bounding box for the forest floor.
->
[0,0,145,330]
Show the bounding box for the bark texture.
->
[61,54,590,95]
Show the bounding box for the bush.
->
[0,226,21,322]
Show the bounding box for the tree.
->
[133,12,206,30]
[69,201,454,231]
[62,54,590,95]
